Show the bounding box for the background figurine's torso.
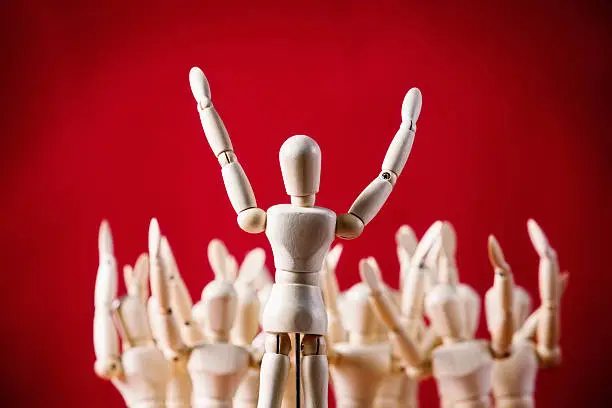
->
[187,343,250,406]
[491,341,538,408]
[374,371,418,408]
[330,342,392,407]
[112,345,170,408]
[432,340,493,408]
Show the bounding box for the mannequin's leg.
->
[257,332,291,408]
[301,335,328,408]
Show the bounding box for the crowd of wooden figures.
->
[93,218,566,408]
[93,67,565,407]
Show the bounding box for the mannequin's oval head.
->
[279,135,321,205]
[197,280,237,342]
[341,282,385,343]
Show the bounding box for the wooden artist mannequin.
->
[323,256,393,408]
[374,225,422,408]
[94,219,267,407]
[320,225,445,408]
[191,239,268,408]
[362,221,518,408]
[433,223,481,341]
[188,66,423,408]
[485,220,567,408]
[159,229,267,408]
[94,220,177,408]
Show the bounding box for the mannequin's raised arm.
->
[93,221,123,379]
[189,67,266,234]
[485,235,515,358]
[336,88,422,239]
[361,257,423,369]
[527,219,563,366]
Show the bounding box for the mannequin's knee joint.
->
[264,332,292,355]
[302,335,326,356]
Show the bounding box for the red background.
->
[1,1,611,407]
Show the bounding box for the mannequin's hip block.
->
[262,283,328,334]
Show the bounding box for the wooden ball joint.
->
[189,66,422,408]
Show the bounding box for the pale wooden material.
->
[400,221,444,340]
[189,66,422,408]
[234,334,265,408]
[156,224,264,408]
[93,220,176,408]
[301,337,329,408]
[188,238,269,407]
[161,236,206,347]
[437,222,481,341]
[320,244,347,345]
[374,225,428,408]
[512,273,567,345]
[95,219,272,407]
[486,222,568,408]
[483,235,515,358]
[148,219,192,407]
[232,249,267,408]
[323,260,393,408]
[374,370,418,408]
[338,88,421,239]
[232,248,266,345]
[527,219,562,366]
[279,334,304,408]
[361,259,424,371]
[396,225,418,297]
[193,240,238,343]
[432,340,493,408]
[363,224,514,408]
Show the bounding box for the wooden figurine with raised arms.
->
[319,223,444,408]
[94,220,176,408]
[192,239,268,408]
[324,256,393,408]
[374,224,431,408]
[94,219,268,407]
[151,223,264,408]
[188,66,422,408]
[485,219,568,408]
[362,221,516,408]
[321,230,429,408]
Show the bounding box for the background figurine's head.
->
[340,282,385,344]
[279,135,321,206]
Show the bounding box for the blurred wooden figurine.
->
[322,248,392,408]
[153,227,266,408]
[192,239,268,408]
[485,219,568,408]
[374,224,427,408]
[362,221,514,408]
[434,222,481,341]
[321,224,442,408]
[188,66,423,408]
[93,220,185,407]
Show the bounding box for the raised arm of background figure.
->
[189,67,266,234]
[361,257,423,369]
[395,225,418,296]
[93,220,123,379]
[336,88,422,239]
[400,221,443,339]
[527,219,563,366]
[320,244,347,344]
[513,272,568,345]
[485,235,515,358]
